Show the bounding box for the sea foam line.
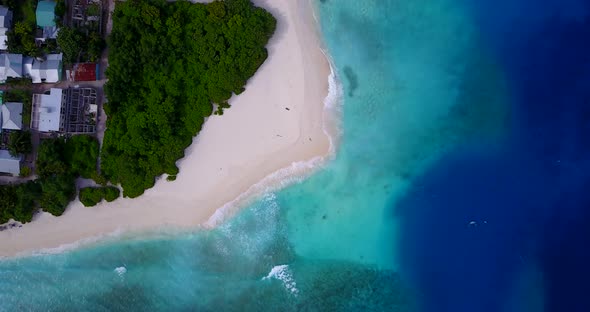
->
[2,61,343,261]
[262,264,299,295]
[1,21,344,260]
[204,61,343,228]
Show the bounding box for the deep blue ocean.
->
[1,0,590,311]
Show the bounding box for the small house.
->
[0,150,20,176]
[24,54,63,83]
[1,102,23,130]
[0,53,23,83]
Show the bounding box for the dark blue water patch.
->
[537,178,590,312]
[463,0,590,158]
[478,7,590,312]
[505,17,590,163]
[394,144,553,312]
[395,1,590,310]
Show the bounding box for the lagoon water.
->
[2,0,590,311]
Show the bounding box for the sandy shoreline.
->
[0,0,333,257]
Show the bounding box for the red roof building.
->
[71,63,98,81]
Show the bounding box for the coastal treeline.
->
[1,0,276,223]
[102,0,276,197]
[0,136,100,223]
[79,186,120,207]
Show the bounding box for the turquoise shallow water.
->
[4,0,571,310]
[285,0,508,272]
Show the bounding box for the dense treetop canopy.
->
[0,136,100,223]
[102,0,276,197]
[0,0,276,223]
[79,186,120,207]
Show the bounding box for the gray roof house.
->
[0,53,22,83]
[0,149,20,176]
[0,6,12,50]
[0,6,12,28]
[24,54,62,83]
[1,102,23,130]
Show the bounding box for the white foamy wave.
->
[4,38,345,260]
[204,61,343,229]
[212,193,283,261]
[114,266,127,276]
[203,153,328,228]
[322,58,344,155]
[262,264,299,295]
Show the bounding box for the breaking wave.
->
[262,264,299,296]
[205,62,343,228]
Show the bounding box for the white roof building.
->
[0,6,12,51]
[35,88,63,132]
[0,150,20,176]
[24,53,63,83]
[0,28,8,51]
[0,53,22,83]
[1,102,23,130]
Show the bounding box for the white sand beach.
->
[0,0,332,257]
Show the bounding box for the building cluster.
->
[0,86,98,176]
[0,1,105,177]
[0,53,63,84]
[0,1,62,84]
[31,87,98,133]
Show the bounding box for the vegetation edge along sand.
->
[0,0,331,257]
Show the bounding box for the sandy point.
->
[0,0,336,258]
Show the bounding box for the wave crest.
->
[262,264,299,295]
[205,62,343,228]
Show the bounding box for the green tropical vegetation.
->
[0,136,101,222]
[103,186,120,202]
[0,0,276,223]
[86,3,100,17]
[87,31,104,62]
[56,26,84,64]
[19,166,31,177]
[78,187,103,207]
[79,186,120,207]
[5,0,39,56]
[34,136,100,215]
[64,135,100,179]
[38,175,76,216]
[36,136,99,179]
[102,0,276,197]
[7,130,32,157]
[54,0,66,22]
[0,181,41,223]
[56,25,105,64]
